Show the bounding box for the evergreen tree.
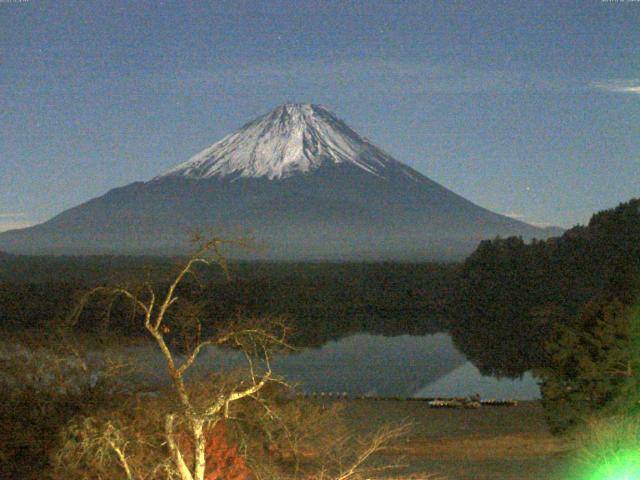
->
[452,197,640,378]
[537,298,640,433]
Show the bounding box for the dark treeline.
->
[451,198,640,377]
[0,253,179,285]
[0,259,456,348]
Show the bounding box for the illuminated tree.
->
[65,238,289,480]
[61,238,409,480]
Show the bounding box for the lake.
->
[145,332,541,400]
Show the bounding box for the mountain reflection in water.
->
[131,333,539,400]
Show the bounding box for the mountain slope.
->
[0,104,560,259]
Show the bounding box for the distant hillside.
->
[451,198,640,377]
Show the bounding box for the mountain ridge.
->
[0,103,562,260]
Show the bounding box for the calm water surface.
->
[128,333,540,400]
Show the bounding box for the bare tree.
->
[62,237,416,480]
[68,238,291,480]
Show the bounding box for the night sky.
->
[2,0,639,231]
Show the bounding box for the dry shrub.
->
[50,383,407,480]
[51,394,170,480]
[233,390,351,475]
[0,333,131,479]
[233,387,410,480]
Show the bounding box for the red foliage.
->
[177,422,252,480]
[203,423,252,480]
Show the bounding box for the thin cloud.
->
[591,79,640,95]
[503,212,527,220]
[529,222,556,229]
[0,220,33,233]
[503,212,556,229]
[0,213,32,232]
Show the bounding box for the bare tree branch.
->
[165,414,194,480]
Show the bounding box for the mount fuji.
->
[0,104,560,259]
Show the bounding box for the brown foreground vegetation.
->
[335,399,574,480]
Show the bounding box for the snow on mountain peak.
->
[157,103,401,180]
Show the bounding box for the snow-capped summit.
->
[158,103,403,180]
